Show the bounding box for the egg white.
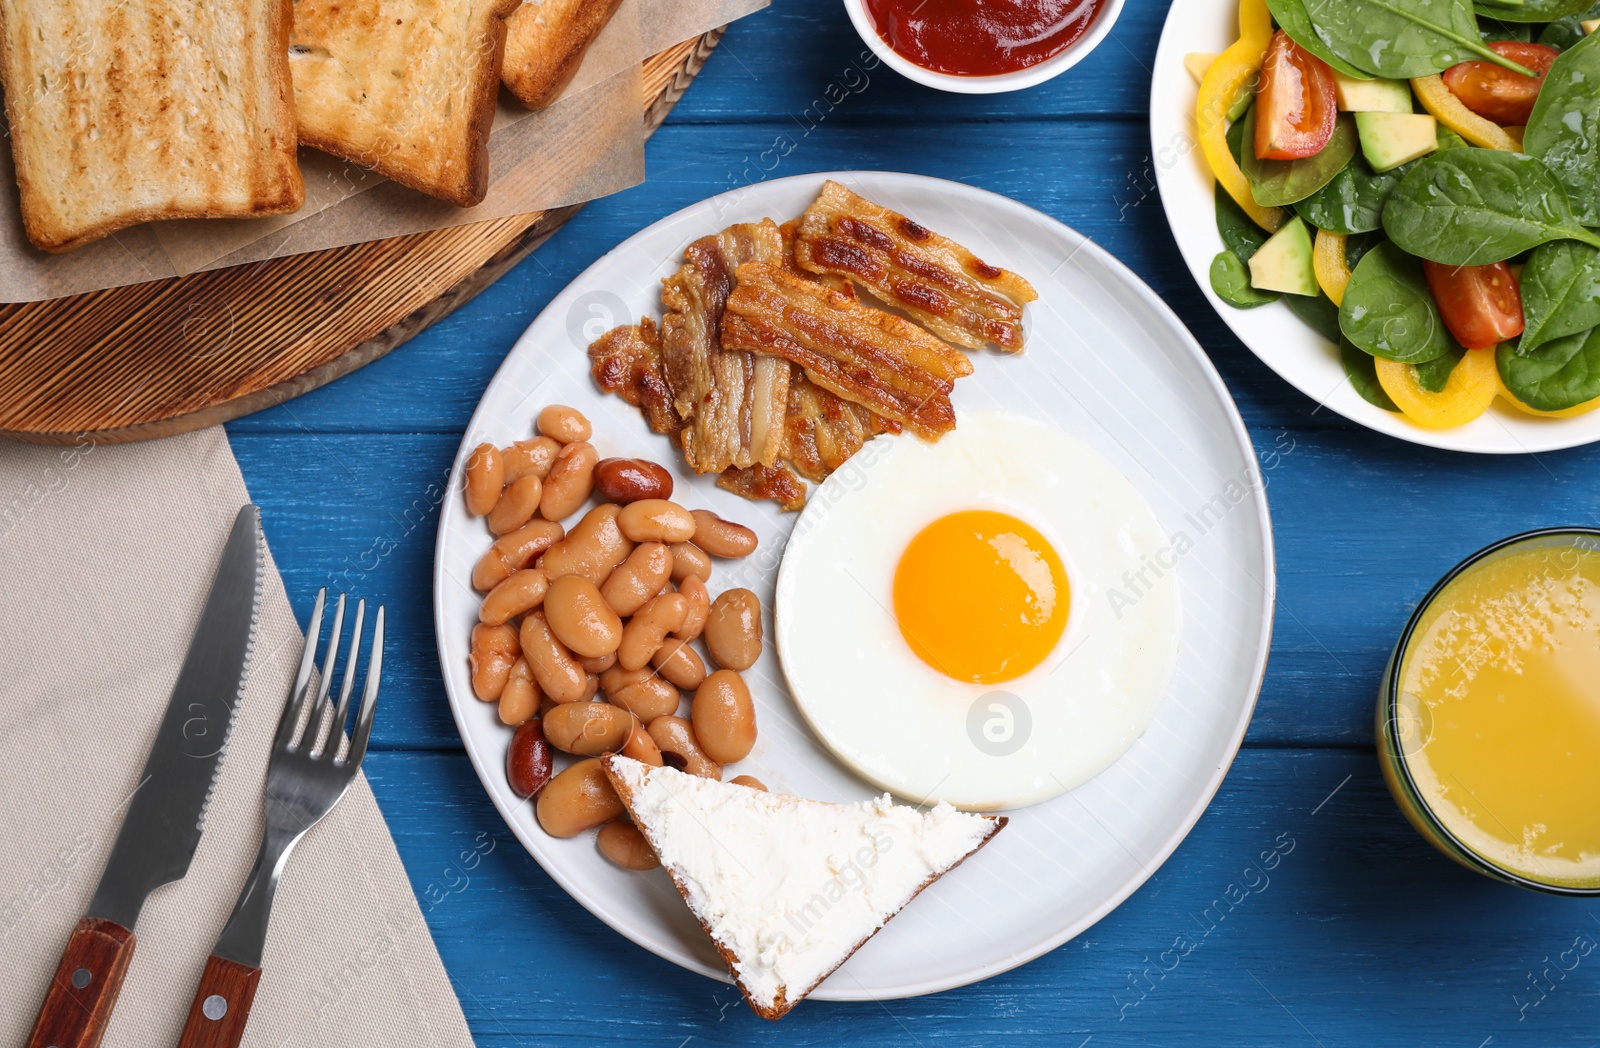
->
[774,409,1181,810]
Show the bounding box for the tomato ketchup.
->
[863,0,1107,77]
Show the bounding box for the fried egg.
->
[774,410,1180,810]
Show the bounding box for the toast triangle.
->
[603,756,1006,1019]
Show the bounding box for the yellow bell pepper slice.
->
[1376,349,1500,428]
[1313,231,1350,306]
[1198,0,1282,233]
[1411,75,1521,151]
[1496,374,1600,418]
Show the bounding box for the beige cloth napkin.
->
[0,427,473,1048]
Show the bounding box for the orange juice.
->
[1392,539,1600,890]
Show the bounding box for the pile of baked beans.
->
[465,404,767,871]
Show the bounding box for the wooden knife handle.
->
[175,954,261,1048]
[26,916,136,1048]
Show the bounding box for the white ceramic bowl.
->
[842,0,1125,94]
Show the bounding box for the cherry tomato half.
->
[1423,260,1525,350]
[1441,41,1559,127]
[1254,30,1337,160]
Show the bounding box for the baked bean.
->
[668,541,712,583]
[594,457,674,504]
[648,716,721,779]
[600,666,680,722]
[479,568,548,626]
[544,574,623,658]
[580,673,600,701]
[541,504,633,586]
[539,441,598,521]
[653,639,707,690]
[518,610,587,703]
[598,819,660,870]
[691,670,756,763]
[507,719,553,798]
[621,721,664,766]
[581,653,617,674]
[469,623,519,701]
[487,475,543,535]
[674,575,711,641]
[689,510,759,558]
[543,701,636,755]
[600,542,673,617]
[618,592,688,670]
[498,659,539,727]
[617,499,697,543]
[464,443,504,516]
[729,775,767,792]
[536,758,624,837]
[473,519,563,591]
[503,437,561,483]
[537,404,592,444]
[705,588,763,671]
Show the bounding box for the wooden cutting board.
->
[0,31,721,445]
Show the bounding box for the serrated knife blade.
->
[26,504,264,1048]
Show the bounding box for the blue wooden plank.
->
[360,746,1600,1046]
[664,0,1163,122]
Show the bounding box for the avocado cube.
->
[1333,71,1413,113]
[1248,217,1319,297]
[1355,112,1438,172]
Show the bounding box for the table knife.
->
[26,505,264,1048]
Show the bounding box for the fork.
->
[175,589,384,1048]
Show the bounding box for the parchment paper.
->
[0,0,766,302]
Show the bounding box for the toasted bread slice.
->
[603,757,1006,1019]
[0,0,303,253]
[502,0,626,110]
[289,0,520,206]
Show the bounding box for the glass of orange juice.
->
[1378,528,1600,895]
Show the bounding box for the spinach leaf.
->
[1216,184,1271,264]
[1339,241,1455,361]
[1477,16,1532,39]
[1266,0,1377,78]
[1435,126,1471,152]
[1211,251,1281,308]
[1497,326,1600,407]
[1382,148,1600,264]
[1302,0,1535,78]
[1227,109,1250,169]
[1295,155,1409,233]
[1285,291,1344,342]
[1538,2,1600,48]
[1240,110,1360,206]
[1414,343,1468,390]
[1473,0,1591,22]
[1525,33,1600,227]
[1346,231,1384,270]
[1342,337,1403,409]
[1517,240,1600,353]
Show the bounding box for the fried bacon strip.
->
[794,180,1038,353]
[721,262,971,440]
[717,461,807,512]
[661,219,791,473]
[588,318,679,435]
[784,366,897,483]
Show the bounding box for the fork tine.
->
[305,594,347,754]
[322,598,365,761]
[343,605,385,768]
[276,588,326,747]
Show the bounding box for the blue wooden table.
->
[226,2,1600,1042]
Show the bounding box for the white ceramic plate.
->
[1150,0,1600,453]
[434,172,1275,1000]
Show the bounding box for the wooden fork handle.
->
[26,916,136,1048]
[176,955,262,1048]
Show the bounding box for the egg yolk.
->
[892,509,1069,684]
